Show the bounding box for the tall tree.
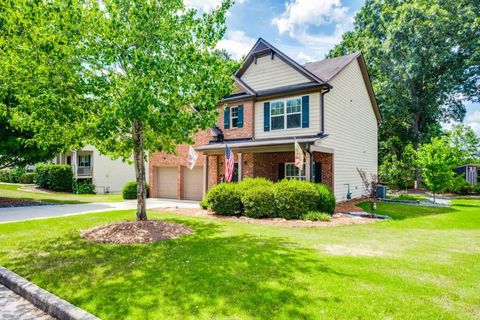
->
[0,0,91,168]
[446,124,480,162]
[83,0,236,220]
[329,0,479,163]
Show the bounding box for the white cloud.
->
[465,111,480,136]
[184,0,244,12]
[217,30,256,60]
[272,0,349,36]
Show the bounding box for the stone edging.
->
[0,266,99,320]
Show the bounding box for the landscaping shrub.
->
[205,183,242,216]
[242,186,276,218]
[0,167,25,183]
[314,183,336,214]
[302,211,331,222]
[19,173,35,184]
[199,199,209,209]
[449,176,474,194]
[474,183,480,195]
[274,179,318,219]
[34,164,73,191]
[237,177,273,196]
[122,181,149,199]
[73,180,96,194]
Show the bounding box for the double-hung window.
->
[270,97,302,130]
[78,155,91,167]
[285,162,306,180]
[230,106,239,128]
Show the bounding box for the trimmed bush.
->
[274,179,318,219]
[205,183,242,216]
[73,180,96,194]
[34,164,73,191]
[19,173,35,184]
[237,177,273,196]
[449,176,474,194]
[122,181,150,199]
[303,211,331,222]
[0,168,25,183]
[314,183,336,214]
[199,199,209,209]
[242,186,276,218]
[474,183,480,195]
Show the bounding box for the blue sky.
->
[185,0,479,136]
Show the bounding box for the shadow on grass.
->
[357,201,457,220]
[7,219,348,319]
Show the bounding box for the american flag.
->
[224,144,234,182]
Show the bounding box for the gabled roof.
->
[303,52,361,82]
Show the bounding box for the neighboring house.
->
[456,164,479,185]
[54,145,146,194]
[149,38,381,202]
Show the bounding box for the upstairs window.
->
[78,155,91,167]
[230,106,239,128]
[270,97,302,130]
[270,101,285,130]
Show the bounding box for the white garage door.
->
[182,166,204,200]
[157,167,178,199]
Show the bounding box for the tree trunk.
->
[132,120,147,221]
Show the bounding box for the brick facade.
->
[217,100,254,140]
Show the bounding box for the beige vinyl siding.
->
[320,59,378,202]
[254,92,321,139]
[241,55,310,91]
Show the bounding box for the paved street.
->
[0,198,199,224]
[0,284,53,320]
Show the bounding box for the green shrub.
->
[314,183,336,214]
[205,183,242,216]
[199,199,209,209]
[242,186,276,218]
[449,176,474,194]
[237,177,273,196]
[474,183,480,195]
[34,164,73,191]
[274,179,318,219]
[0,167,25,183]
[122,181,149,199]
[19,173,35,184]
[73,180,96,194]
[303,211,331,222]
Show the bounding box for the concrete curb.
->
[0,266,99,320]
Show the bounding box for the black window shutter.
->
[263,102,270,131]
[278,163,285,181]
[314,162,322,183]
[224,107,230,129]
[302,95,309,128]
[237,105,244,128]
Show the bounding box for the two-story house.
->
[149,38,381,202]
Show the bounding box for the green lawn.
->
[386,193,428,201]
[0,183,122,204]
[0,199,479,319]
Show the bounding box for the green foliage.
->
[242,186,276,218]
[329,0,479,167]
[379,144,416,189]
[122,182,150,200]
[0,167,25,183]
[236,177,273,196]
[416,137,462,199]
[313,184,336,214]
[302,211,331,222]
[274,179,318,220]
[449,176,475,195]
[34,164,73,192]
[73,180,96,195]
[205,183,242,216]
[18,173,35,184]
[199,199,209,210]
[446,124,480,163]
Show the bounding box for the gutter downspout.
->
[319,86,331,135]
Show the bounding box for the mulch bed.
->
[0,197,47,208]
[80,220,192,244]
[334,198,367,213]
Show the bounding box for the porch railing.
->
[77,166,92,176]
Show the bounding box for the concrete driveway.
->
[0,198,199,224]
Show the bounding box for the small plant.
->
[0,167,26,183]
[357,167,379,216]
[122,181,150,200]
[205,183,242,216]
[302,211,331,222]
[73,180,96,194]
[19,173,35,184]
[314,183,336,214]
[199,199,209,209]
[242,186,276,218]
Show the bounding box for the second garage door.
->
[157,167,178,199]
[182,166,204,200]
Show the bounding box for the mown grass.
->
[0,199,479,319]
[0,183,122,204]
[387,193,428,201]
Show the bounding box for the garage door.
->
[157,167,178,199]
[182,166,204,200]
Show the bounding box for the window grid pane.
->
[286,98,301,114]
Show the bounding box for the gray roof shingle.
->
[303,52,361,82]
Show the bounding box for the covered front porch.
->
[196,137,334,196]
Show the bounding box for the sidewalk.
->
[0,284,53,320]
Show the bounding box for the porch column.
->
[238,153,243,181]
[203,155,209,198]
[305,151,311,182]
[72,150,78,177]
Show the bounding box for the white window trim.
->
[285,162,306,180]
[230,106,239,129]
[269,96,303,131]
